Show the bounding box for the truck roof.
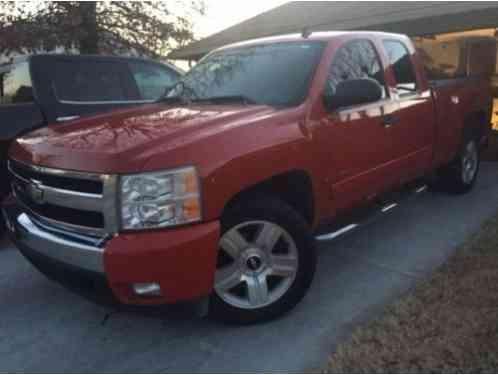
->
[213,30,410,54]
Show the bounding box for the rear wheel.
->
[209,196,316,324]
[433,136,480,194]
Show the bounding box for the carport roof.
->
[170,1,498,60]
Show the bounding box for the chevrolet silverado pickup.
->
[0,54,183,222]
[3,32,492,324]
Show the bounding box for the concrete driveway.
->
[1,162,497,373]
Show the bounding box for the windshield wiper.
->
[193,95,258,105]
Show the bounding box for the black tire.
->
[209,195,316,324]
[433,135,480,194]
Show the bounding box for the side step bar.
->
[315,183,428,242]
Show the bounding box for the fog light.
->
[132,282,162,296]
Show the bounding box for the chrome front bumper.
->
[3,206,105,273]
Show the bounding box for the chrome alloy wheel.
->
[214,220,299,310]
[462,141,478,184]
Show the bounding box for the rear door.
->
[314,38,399,213]
[380,38,436,183]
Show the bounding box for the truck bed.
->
[430,75,492,168]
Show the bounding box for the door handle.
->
[382,114,399,128]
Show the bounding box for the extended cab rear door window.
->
[327,39,388,101]
[382,40,418,95]
[53,60,140,103]
[0,61,35,105]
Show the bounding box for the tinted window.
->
[327,39,387,99]
[129,62,180,101]
[0,61,34,105]
[53,60,139,102]
[168,42,325,107]
[383,40,418,92]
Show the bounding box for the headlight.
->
[120,166,201,230]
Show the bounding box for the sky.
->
[193,0,288,38]
[0,1,289,66]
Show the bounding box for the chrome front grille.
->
[8,159,119,238]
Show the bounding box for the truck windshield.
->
[166,41,325,107]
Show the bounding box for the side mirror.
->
[323,78,383,111]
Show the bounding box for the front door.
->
[314,38,399,214]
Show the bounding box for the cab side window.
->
[383,40,418,94]
[129,62,180,101]
[327,39,387,100]
[53,60,139,103]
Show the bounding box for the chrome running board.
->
[315,182,428,242]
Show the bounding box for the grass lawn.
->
[324,211,498,373]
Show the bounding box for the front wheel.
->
[209,196,316,324]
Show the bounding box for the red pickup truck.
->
[3,31,492,324]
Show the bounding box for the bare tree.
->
[0,1,205,58]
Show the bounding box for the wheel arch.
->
[220,170,315,226]
[462,109,489,145]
